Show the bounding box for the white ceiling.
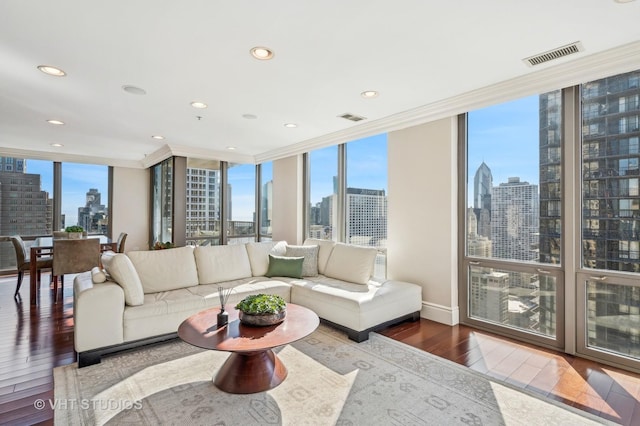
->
[1,0,639,168]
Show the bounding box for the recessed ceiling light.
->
[361,90,379,98]
[250,46,274,60]
[242,114,258,120]
[122,85,147,95]
[191,101,207,109]
[614,0,636,3]
[37,65,66,77]
[47,119,65,125]
[50,143,64,147]
[226,146,236,150]
[284,123,297,128]
[151,135,165,140]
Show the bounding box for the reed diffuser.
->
[217,286,233,327]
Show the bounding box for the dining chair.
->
[52,231,68,238]
[52,238,100,301]
[9,235,53,299]
[116,232,128,253]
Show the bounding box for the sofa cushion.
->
[285,245,319,277]
[127,246,199,294]
[245,241,287,276]
[194,244,252,284]
[265,254,304,278]
[324,243,377,285]
[101,252,144,306]
[303,238,335,275]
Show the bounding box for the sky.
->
[467,94,542,204]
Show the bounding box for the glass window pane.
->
[152,159,173,246]
[469,265,557,337]
[467,91,563,265]
[586,280,640,358]
[186,158,221,246]
[308,146,338,241]
[346,134,388,277]
[260,162,273,240]
[0,157,53,272]
[227,163,255,244]
[582,69,640,272]
[62,163,108,234]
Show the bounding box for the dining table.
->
[29,235,115,305]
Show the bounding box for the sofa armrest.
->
[73,272,125,352]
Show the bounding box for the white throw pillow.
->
[245,241,287,276]
[323,243,377,285]
[101,252,144,306]
[285,245,319,277]
[194,244,253,283]
[303,238,336,275]
[90,266,107,283]
[127,246,199,293]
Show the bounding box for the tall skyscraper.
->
[473,162,493,238]
[185,167,221,242]
[0,157,25,173]
[538,90,563,337]
[346,187,387,247]
[538,91,563,266]
[77,188,108,233]
[0,158,52,270]
[261,180,273,236]
[491,177,539,262]
[581,69,640,272]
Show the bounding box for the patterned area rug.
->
[54,325,613,425]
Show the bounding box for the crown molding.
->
[255,40,640,164]
[140,144,256,168]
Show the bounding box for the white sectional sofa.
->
[73,239,422,367]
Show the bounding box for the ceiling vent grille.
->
[338,113,367,122]
[523,42,583,67]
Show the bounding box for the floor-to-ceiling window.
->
[461,91,565,348]
[0,158,54,273]
[61,162,109,234]
[151,158,174,247]
[227,163,256,244]
[305,134,388,277]
[259,162,273,241]
[306,145,339,241]
[461,68,640,371]
[577,69,640,370]
[185,158,221,246]
[345,134,388,278]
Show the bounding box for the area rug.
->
[54,325,614,425]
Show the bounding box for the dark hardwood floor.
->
[1,273,639,425]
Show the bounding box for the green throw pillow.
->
[265,254,304,278]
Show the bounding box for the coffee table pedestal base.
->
[214,349,287,394]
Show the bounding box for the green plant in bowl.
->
[235,294,287,326]
[65,225,84,233]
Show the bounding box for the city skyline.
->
[22,160,108,227]
[467,94,541,198]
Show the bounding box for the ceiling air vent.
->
[523,41,583,67]
[338,113,367,122]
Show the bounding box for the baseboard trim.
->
[421,302,459,326]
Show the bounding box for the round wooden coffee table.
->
[178,303,319,394]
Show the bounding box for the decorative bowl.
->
[238,309,287,327]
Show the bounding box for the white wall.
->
[111,167,149,251]
[272,155,304,244]
[387,117,459,325]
